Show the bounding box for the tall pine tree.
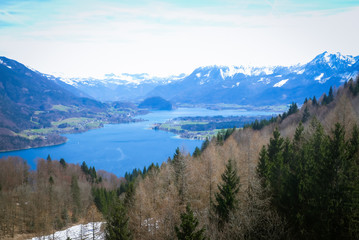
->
[175,205,206,240]
[213,159,240,229]
[105,202,132,240]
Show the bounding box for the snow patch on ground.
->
[273,79,289,87]
[30,222,104,240]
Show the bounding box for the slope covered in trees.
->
[2,76,359,239]
[118,75,359,239]
[0,57,142,152]
[138,96,172,110]
[0,157,123,239]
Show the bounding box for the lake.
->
[0,108,277,176]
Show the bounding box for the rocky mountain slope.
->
[55,51,359,105]
[148,51,359,105]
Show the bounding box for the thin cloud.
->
[0,0,358,77]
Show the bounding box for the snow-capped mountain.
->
[51,51,359,105]
[146,51,359,105]
[54,73,186,101]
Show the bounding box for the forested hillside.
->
[0,57,141,152]
[121,76,359,239]
[0,156,124,239]
[1,76,359,239]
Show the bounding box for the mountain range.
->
[0,57,122,151]
[54,51,359,106]
[57,73,186,102]
[0,57,107,133]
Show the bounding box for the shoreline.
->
[0,117,146,153]
[0,138,68,153]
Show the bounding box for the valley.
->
[2,0,359,239]
[1,51,358,152]
[1,52,359,239]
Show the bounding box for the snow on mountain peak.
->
[315,51,356,67]
[56,72,186,87]
[273,79,289,88]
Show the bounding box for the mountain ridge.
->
[0,56,139,151]
[147,51,359,105]
[50,51,359,105]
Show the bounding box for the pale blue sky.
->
[0,0,358,76]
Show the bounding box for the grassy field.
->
[22,117,103,137]
[51,104,72,112]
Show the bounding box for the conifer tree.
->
[201,138,210,152]
[348,125,359,238]
[213,159,240,228]
[257,146,268,188]
[71,176,80,222]
[266,129,284,191]
[287,102,298,115]
[172,147,187,202]
[312,96,318,106]
[193,147,201,158]
[175,205,206,240]
[302,106,310,123]
[328,86,334,103]
[59,158,66,168]
[81,161,89,175]
[322,93,328,105]
[124,182,135,208]
[105,202,132,240]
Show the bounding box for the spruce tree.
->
[213,159,240,228]
[328,86,334,103]
[175,205,206,240]
[59,158,66,168]
[105,202,132,240]
[257,146,268,188]
[322,93,328,105]
[81,161,89,175]
[124,182,135,208]
[193,147,201,158]
[312,96,318,106]
[287,102,298,115]
[302,106,310,123]
[172,147,187,202]
[201,138,210,152]
[71,176,80,222]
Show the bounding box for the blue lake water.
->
[0,108,277,176]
